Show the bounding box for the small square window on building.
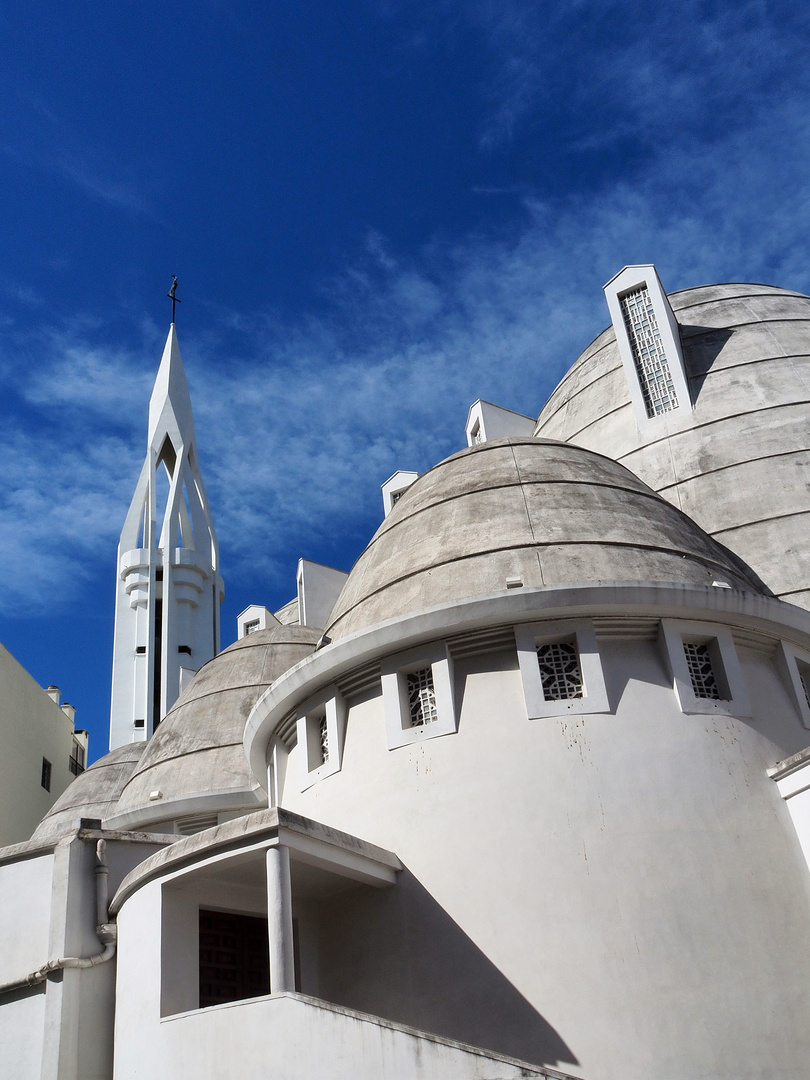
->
[659,620,749,717]
[381,643,457,750]
[41,758,52,791]
[243,619,260,635]
[296,687,347,791]
[776,642,810,729]
[515,620,609,720]
[536,640,584,701]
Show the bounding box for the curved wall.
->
[277,609,810,1080]
[534,284,810,609]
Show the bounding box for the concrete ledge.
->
[244,581,810,784]
[111,808,401,913]
[0,827,176,868]
[104,784,265,833]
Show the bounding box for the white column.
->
[266,844,295,992]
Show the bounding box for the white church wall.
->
[271,630,810,1080]
[0,852,53,1080]
[0,851,54,976]
[115,888,564,1080]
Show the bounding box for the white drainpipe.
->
[0,839,117,997]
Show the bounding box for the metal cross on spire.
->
[167,276,181,323]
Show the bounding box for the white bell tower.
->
[109,323,224,749]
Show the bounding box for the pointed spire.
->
[109,322,223,751]
[148,324,196,450]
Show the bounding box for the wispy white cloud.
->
[1,8,810,615]
[57,157,152,215]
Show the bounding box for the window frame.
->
[777,641,810,730]
[296,685,347,790]
[515,619,609,719]
[603,265,692,433]
[659,619,750,717]
[381,642,456,749]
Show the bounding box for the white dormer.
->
[381,471,419,517]
[603,265,692,432]
[465,400,536,447]
[296,560,349,630]
[237,605,278,640]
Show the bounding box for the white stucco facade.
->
[0,646,88,847]
[2,267,810,1080]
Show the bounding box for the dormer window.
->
[244,619,260,635]
[603,265,692,432]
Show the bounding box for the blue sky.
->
[2,0,810,761]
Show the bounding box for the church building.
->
[1,266,810,1080]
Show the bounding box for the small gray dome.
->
[325,437,764,640]
[31,742,146,842]
[114,624,320,819]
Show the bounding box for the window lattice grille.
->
[536,641,583,701]
[799,667,810,712]
[244,619,260,635]
[318,714,330,763]
[683,642,721,699]
[620,286,679,418]
[407,667,438,726]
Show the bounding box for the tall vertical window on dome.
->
[536,640,583,701]
[406,667,438,726]
[620,285,679,417]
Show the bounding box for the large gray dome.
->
[114,624,320,821]
[325,437,763,640]
[535,283,810,609]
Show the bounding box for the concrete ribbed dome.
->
[325,437,764,640]
[31,742,145,842]
[535,283,810,609]
[114,624,320,820]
